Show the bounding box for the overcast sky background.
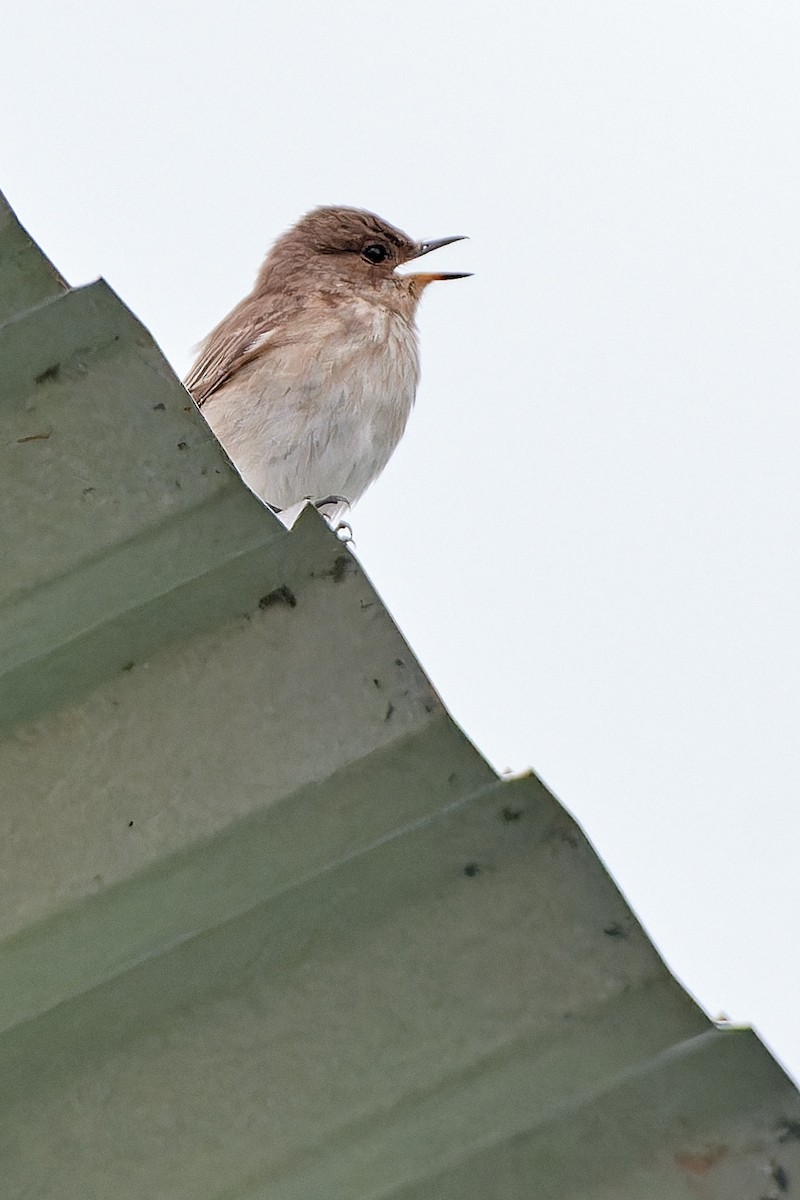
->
[3,1,799,1082]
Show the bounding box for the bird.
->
[185,206,469,530]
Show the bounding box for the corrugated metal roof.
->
[1,190,798,1199]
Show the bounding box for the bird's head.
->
[255,206,470,308]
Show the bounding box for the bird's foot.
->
[315,494,352,532]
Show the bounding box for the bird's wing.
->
[184,295,292,405]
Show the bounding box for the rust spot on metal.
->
[675,1146,727,1175]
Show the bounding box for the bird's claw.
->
[314,494,353,539]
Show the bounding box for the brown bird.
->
[185,206,469,528]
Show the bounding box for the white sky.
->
[3,1,799,1083]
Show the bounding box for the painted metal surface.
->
[0,191,66,322]
[1,192,798,1198]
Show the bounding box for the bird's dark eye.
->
[362,243,389,264]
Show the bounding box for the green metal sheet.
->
[0,277,288,729]
[0,192,797,1200]
[0,191,66,323]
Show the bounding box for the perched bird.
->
[185,206,469,528]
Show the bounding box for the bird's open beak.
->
[415,235,468,258]
[406,234,471,282]
[408,271,473,284]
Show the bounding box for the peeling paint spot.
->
[773,1163,789,1192]
[777,1119,800,1143]
[331,555,352,583]
[35,362,60,384]
[152,402,166,411]
[463,863,480,878]
[259,586,297,610]
[604,923,628,940]
[309,555,356,583]
[502,807,522,821]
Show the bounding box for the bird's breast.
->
[201,298,421,510]
[345,299,419,415]
[318,301,419,498]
